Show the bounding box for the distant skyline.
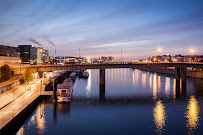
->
[0,0,203,60]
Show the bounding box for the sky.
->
[0,0,203,60]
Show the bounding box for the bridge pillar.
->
[176,80,180,98]
[181,67,187,83]
[100,69,105,86]
[100,85,105,102]
[175,67,180,80]
[53,80,57,102]
[175,67,181,98]
[181,67,187,97]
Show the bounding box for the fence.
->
[0,78,20,94]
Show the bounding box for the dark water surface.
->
[15,69,203,135]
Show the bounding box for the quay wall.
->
[135,67,203,79]
[0,96,43,135]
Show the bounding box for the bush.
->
[0,64,13,82]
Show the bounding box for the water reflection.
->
[158,76,161,92]
[86,69,91,98]
[173,79,176,99]
[165,77,170,96]
[132,69,139,86]
[153,100,166,134]
[36,104,46,134]
[153,73,157,99]
[149,75,152,89]
[185,96,200,134]
[16,126,24,135]
[53,102,57,123]
[57,103,71,114]
[142,73,147,88]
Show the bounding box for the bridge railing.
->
[11,62,203,69]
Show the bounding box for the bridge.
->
[12,62,203,89]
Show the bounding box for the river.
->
[15,68,203,135]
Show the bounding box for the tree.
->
[23,67,33,82]
[0,64,13,82]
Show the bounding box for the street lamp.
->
[157,48,161,56]
[190,49,195,63]
[190,49,195,55]
[19,60,22,77]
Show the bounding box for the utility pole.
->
[79,48,80,57]
[121,49,122,61]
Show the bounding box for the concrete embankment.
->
[135,67,203,79]
[0,93,42,135]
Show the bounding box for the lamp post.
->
[158,48,161,56]
[190,49,195,55]
[190,49,195,62]
[121,48,122,62]
[19,60,22,77]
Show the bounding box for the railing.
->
[0,77,20,94]
[10,62,203,69]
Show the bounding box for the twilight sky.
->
[0,0,203,60]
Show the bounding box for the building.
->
[183,55,203,62]
[101,56,107,62]
[107,56,114,61]
[172,54,184,62]
[160,54,172,62]
[18,45,37,64]
[0,45,20,66]
[148,55,161,62]
[18,45,49,64]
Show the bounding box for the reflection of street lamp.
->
[19,60,22,76]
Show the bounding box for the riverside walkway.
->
[0,79,44,132]
[0,72,62,133]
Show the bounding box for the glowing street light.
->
[157,48,161,56]
[190,49,195,55]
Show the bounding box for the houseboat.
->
[57,78,73,103]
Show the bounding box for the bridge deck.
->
[11,62,203,74]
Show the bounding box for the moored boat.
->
[69,72,76,79]
[83,71,89,78]
[78,70,84,77]
[57,78,73,103]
